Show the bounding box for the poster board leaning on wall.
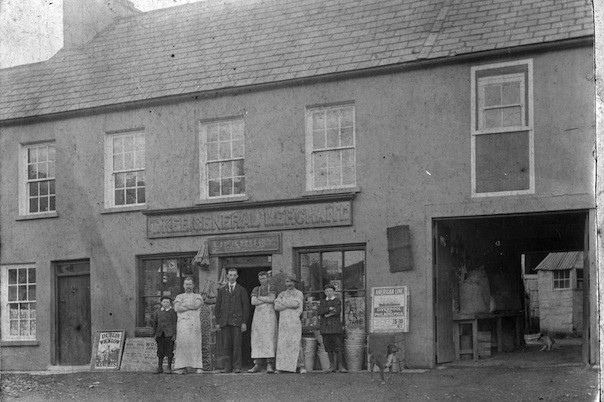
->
[90,330,126,370]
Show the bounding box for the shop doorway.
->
[433,211,590,365]
[55,260,91,365]
[221,256,272,369]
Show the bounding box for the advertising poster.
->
[371,286,409,333]
[344,296,366,330]
[91,330,126,370]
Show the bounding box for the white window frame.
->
[471,60,534,197]
[104,130,146,208]
[553,270,571,290]
[198,117,246,201]
[0,265,37,341]
[19,142,56,216]
[305,103,357,191]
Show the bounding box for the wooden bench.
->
[452,310,522,361]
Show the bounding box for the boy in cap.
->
[317,284,347,373]
[152,296,177,374]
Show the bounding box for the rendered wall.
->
[0,46,594,369]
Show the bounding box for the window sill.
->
[101,205,149,214]
[303,187,361,197]
[195,195,249,205]
[471,189,534,198]
[16,211,58,221]
[1,340,39,347]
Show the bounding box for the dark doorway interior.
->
[434,211,587,364]
[222,256,272,369]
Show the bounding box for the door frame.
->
[53,259,91,365]
[218,255,273,368]
[433,221,455,364]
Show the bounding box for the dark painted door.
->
[57,265,91,365]
[434,222,454,363]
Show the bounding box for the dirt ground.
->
[0,364,599,402]
[1,342,600,401]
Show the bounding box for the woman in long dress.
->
[274,276,306,374]
[173,276,204,374]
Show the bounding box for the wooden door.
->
[57,263,91,365]
[434,222,454,363]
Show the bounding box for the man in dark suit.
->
[215,268,250,373]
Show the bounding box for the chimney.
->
[63,0,141,48]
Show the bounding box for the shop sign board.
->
[209,233,282,256]
[371,286,409,333]
[147,200,352,238]
[120,337,160,371]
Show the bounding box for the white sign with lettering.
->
[371,286,409,333]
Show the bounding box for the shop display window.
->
[137,254,196,327]
[296,246,366,331]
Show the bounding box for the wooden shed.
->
[534,252,584,335]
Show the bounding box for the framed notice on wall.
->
[90,330,126,370]
[371,286,409,333]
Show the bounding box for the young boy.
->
[152,296,177,374]
[317,284,347,373]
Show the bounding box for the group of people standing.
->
[151,269,347,375]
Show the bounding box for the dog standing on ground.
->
[538,333,558,351]
[368,344,404,384]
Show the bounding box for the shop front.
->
[136,193,367,371]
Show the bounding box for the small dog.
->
[538,333,558,351]
[369,344,403,384]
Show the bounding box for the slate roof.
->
[0,0,593,122]
[535,252,583,271]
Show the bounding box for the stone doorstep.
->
[0,365,91,375]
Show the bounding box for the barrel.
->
[302,337,317,372]
[344,329,366,372]
[317,343,332,371]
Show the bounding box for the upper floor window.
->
[104,131,145,208]
[553,270,571,290]
[305,104,356,191]
[471,60,533,197]
[0,265,36,341]
[199,118,245,199]
[20,143,55,215]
